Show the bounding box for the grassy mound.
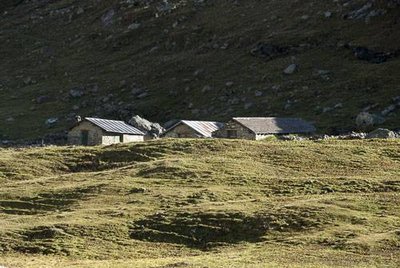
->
[0,139,400,267]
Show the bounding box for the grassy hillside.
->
[0,139,400,267]
[0,0,400,140]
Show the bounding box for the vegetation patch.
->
[0,184,104,215]
[129,207,326,249]
[265,178,400,196]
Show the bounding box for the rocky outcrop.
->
[355,112,385,130]
[366,128,397,139]
[128,115,164,139]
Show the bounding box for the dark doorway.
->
[81,130,89,145]
[227,130,238,138]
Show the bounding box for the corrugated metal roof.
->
[165,120,224,138]
[233,117,316,134]
[85,117,144,135]
[181,120,224,137]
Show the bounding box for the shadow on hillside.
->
[0,184,104,215]
[129,208,325,250]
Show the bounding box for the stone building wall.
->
[163,123,202,138]
[122,134,144,143]
[213,120,256,140]
[68,121,103,145]
[101,134,122,146]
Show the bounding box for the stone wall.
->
[101,133,144,145]
[163,123,202,138]
[213,120,256,140]
[102,134,122,146]
[68,121,103,145]
[123,134,144,143]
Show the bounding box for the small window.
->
[119,134,124,143]
[227,130,238,138]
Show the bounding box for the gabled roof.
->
[164,120,224,138]
[232,117,316,134]
[85,117,144,135]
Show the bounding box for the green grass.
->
[0,139,400,267]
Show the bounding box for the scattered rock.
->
[316,69,331,76]
[69,87,84,98]
[131,86,145,96]
[137,92,149,99]
[322,107,334,113]
[128,22,141,30]
[250,43,289,60]
[225,81,234,87]
[381,104,397,116]
[346,3,373,20]
[338,132,366,140]
[202,85,212,92]
[366,128,397,139]
[101,9,115,27]
[23,76,32,85]
[36,95,50,104]
[279,135,305,141]
[334,103,343,109]
[244,102,253,110]
[45,117,58,127]
[254,90,263,97]
[283,64,297,75]
[324,11,332,18]
[76,7,84,15]
[353,47,397,64]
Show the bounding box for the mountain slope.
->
[0,0,400,140]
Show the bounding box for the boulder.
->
[69,86,84,98]
[366,128,397,139]
[381,104,397,116]
[353,47,394,64]
[45,117,58,127]
[283,64,297,75]
[36,95,50,104]
[250,43,289,60]
[338,132,366,140]
[254,90,263,97]
[101,9,115,27]
[128,115,165,139]
[128,23,141,30]
[356,112,385,130]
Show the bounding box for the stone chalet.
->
[68,117,145,146]
[213,117,316,140]
[162,120,224,138]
